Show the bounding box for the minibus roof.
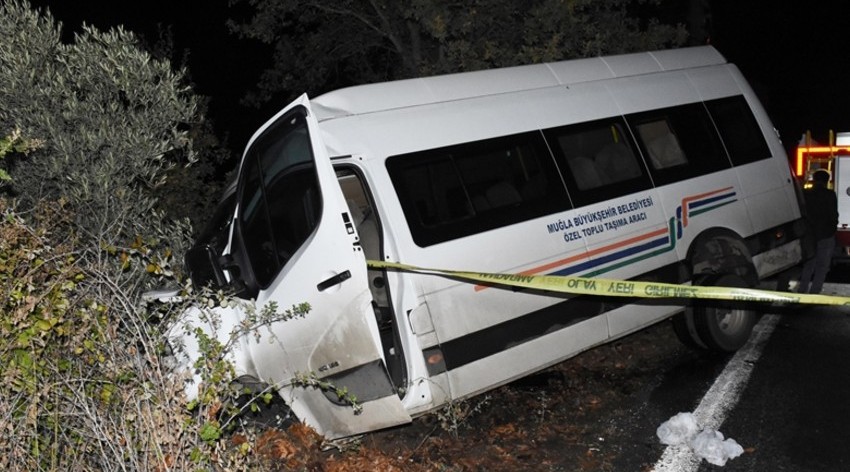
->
[311,46,726,122]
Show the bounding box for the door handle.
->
[317,270,352,291]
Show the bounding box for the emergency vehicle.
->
[794,130,850,260]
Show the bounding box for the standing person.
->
[798,169,838,294]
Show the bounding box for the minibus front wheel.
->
[690,272,757,353]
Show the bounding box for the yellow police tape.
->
[367,260,850,306]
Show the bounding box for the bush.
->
[0,198,172,469]
[0,194,281,470]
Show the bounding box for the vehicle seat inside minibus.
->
[595,142,642,182]
[568,156,604,189]
[647,133,687,169]
[484,181,522,208]
[471,181,522,212]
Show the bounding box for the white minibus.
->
[175,45,805,439]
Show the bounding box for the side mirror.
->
[185,245,228,289]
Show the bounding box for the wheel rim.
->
[713,305,751,335]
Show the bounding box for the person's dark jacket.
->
[803,183,838,241]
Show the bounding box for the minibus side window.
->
[238,113,321,288]
[543,118,651,208]
[705,96,772,166]
[387,131,569,247]
[628,103,729,186]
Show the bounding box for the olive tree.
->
[0,0,199,249]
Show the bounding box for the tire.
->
[671,310,708,350]
[691,272,758,353]
[671,273,714,350]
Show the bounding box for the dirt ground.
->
[242,319,692,471]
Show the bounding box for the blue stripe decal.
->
[552,235,670,276]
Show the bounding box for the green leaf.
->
[34,319,53,332]
[198,421,221,442]
[13,348,33,369]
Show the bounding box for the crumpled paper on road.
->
[656,412,744,466]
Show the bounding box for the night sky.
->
[708,2,850,148]
[25,1,850,158]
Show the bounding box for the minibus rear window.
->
[705,95,772,166]
[387,131,570,247]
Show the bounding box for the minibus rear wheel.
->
[690,272,757,353]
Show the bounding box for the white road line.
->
[652,314,780,471]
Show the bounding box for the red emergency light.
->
[795,145,850,177]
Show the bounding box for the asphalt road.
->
[715,303,850,471]
[639,277,850,471]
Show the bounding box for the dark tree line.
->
[228,0,694,107]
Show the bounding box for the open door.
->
[227,94,410,438]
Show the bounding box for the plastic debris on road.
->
[656,412,700,446]
[657,412,744,466]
